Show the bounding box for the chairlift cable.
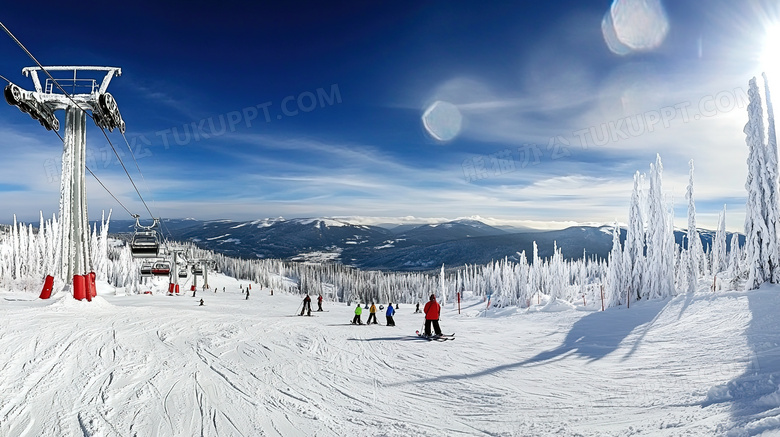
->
[96,128,155,219]
[51,129,134,217]
[160,220,174,243]
[119,130,156,208]
[119,130,173,240]
[85,165,134,217]
[0,22,94,117]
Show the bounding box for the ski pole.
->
[295,302,303,316]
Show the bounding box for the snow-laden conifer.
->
[644,155,675,299]
[606,221,623,307]
[624,172,645,302]
[744,77,772,289]
[685,160,700,293]
[712,206,727,275]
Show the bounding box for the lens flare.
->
[603,0,669,55]
[422,100,462,142]
[601,10,631,56]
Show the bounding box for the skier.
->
[352,303,363,325]
[246,288,250,300]
[423,294,443,336]
[300,294,312,316]
[367,302,378,325]
[385,303,395,326]
[317,294,324,311]
[199,299,204,306]
[270,289,274,296]
[415,302,421,313]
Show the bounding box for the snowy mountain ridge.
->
[91,217,744,271]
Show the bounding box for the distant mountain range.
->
[105,218,745,272]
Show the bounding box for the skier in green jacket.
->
[352,303,363,325]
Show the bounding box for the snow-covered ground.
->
[0,273,778,436]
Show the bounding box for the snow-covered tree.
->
[605,221,623,307]
[712,205,727,275]
[744,76,773,289]
[675,246,687,291]
[547,242,567,301]
[685,159,701,293]
[728,233,742,278]
[763,72,780,283]
[623,171,645,302]
[644,154,675,299]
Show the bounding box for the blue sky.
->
[0,1,778,230]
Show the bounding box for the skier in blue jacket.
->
[385,303,396,326]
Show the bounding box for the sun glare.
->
[761,25,780,80]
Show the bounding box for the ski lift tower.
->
[4,66,125,300]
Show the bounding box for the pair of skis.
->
[415,331,455,341]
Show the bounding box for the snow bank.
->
[756,385,780,407]
[532,297,577,312]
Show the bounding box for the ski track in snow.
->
[0,275,775,436]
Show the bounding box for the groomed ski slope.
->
[0,273,778,436]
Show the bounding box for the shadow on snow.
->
[385,298,667,387]
[705,287,780,435]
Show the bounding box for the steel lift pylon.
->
[5,66,125,300]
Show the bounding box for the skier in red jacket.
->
[423,294,443,337]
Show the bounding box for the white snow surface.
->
[248,217,286,228]
[293,218,350,228]
[205,234,231,241]
[1,275,779,436]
